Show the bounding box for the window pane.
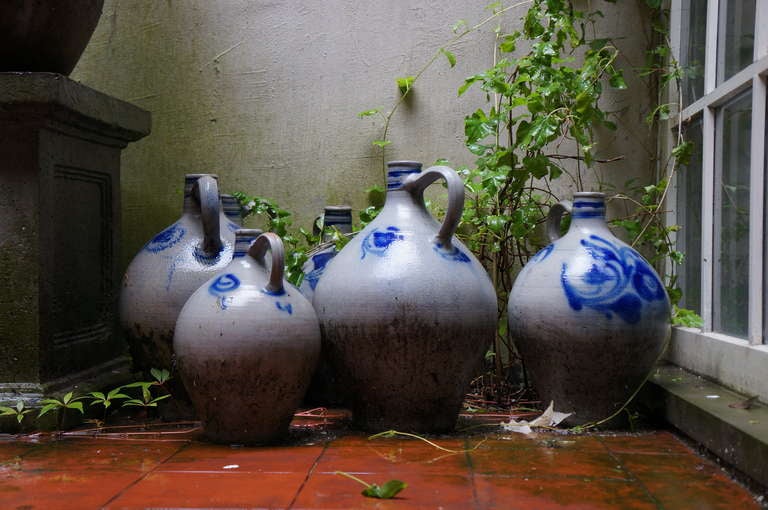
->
[679,0,707,106]
[676,116,703,313]
[717,0,756,84]
[714,90,752,338]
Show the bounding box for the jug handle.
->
[404,165,464,249]
[546,200,573,242]
[192,175,223,255]
[249,232,285,295]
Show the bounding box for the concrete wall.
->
[72,0,654,270]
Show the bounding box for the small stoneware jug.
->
[120,174,237,395]
[174,231,321,444]
[299,205,353,301]
[507,192,670,426]
[313,161,497,432]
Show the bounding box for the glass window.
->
[679,0,707,106]
[676,116,703,312]
[717,0,756,84]
[714,90,752,337]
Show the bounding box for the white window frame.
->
[667,0,768,400]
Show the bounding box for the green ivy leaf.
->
[357,108,381,118]
[440,48,456,68]
[372,140,391,148]
[362,480,407,499]
[396,76,415,95]
[609,72,628,89]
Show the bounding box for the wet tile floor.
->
[0,424,763,509]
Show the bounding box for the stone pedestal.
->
[0,73,151,404]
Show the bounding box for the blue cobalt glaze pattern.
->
[304,251,336,290]
[208,273,240,296]
[144,224,185,253]
[275,301,293,315]
[529,244,554,264]
[433,242,471,263]
[387,168,421,190]
[193,244,222,264]
[361,226,405,259]
[572,199,606,219]
[560,234,666,324]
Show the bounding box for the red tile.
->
[315,443,470,476]
[0,469,143,509]
[158,441,324,473]
[617,453,761,509]
[469,443,629,480]
[474,476,658,510]
[104,471,306,509]
[19,438,183,472]
[599,431,694,455]
[293,471,475,509]
[476,433,606,451]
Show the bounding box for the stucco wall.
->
[72,0,654,270]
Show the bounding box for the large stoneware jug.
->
[120,174,237,393]
[313,161,497,432]
[507,192,670,426]
[174,231,321,444]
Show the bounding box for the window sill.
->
[666,327,768,402]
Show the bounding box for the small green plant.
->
[335,471,408,499]
[38,391,87,430]
[0,400,33,425]
[88,387,131,423]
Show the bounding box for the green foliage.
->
[672,306,704,328]
[335,471,407,499]
[38,392,86,419]
[396,76,415,95]
[0,368,175,432]
[232,192,315,286]
[362,480,408,499]
[0,401,33,424]
[88,388,130,412]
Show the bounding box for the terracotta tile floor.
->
[0,424,763,509]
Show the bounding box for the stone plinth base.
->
[0,72,150,403]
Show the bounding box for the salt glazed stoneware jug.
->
[299,205,354,301]
[313,161,497,432]
[120,174,238,397]
[507,192,670,426]
[174,231,321,444]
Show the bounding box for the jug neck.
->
[322,205,353,241]
[233,229,263,258]
[570,192,611,234]
[384,161,422,205]
[221,194,242,225]
[182,174,219,214]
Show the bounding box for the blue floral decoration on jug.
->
[560,235,666,324]
[208,273,241,296]
[361,226,405,259]
[144,223,185,253]
[304,251,336,290]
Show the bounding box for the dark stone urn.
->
[0,0,104,75]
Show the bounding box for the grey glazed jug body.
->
[507,192,670,425]
[174,231,321,444]
[120,174,238,391]
[313,161,497,432]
